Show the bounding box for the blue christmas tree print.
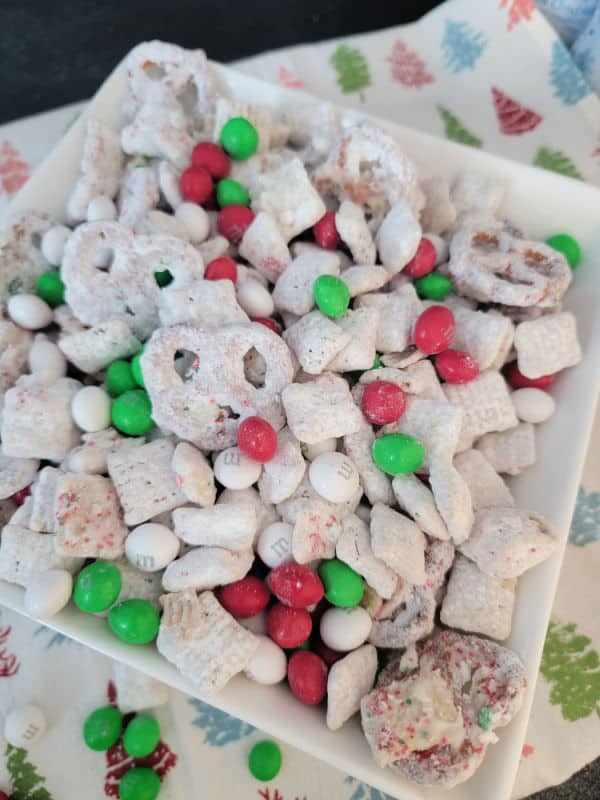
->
[442,20,487,73]
[569,486,600,546]
[33,625,70,649]
[344,776,395,800]
[188,698,255,746]
[550,40,591,105]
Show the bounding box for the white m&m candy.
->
[87,195,117,222]
[301,437,337,461]
[244,635,287,684]
[320,606,372,652]
[71,386,111,433]
[257,522,294,568]
[41,224,71,265]
[511,388,556,424]
[125,523,181,572]
[7,294,53,330]
[213,446,262,490]
[175,203,210,243]
[237,279,275,319]
[309,452,359,504]
[24,570,73,618]
[4,705,47,748]
[28,336,67,383]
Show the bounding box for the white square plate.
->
[3,53,600,800]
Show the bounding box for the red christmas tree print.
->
[491,87,542,135]
[387,41,434,88]
[0,625,20,677]
[0,141,30,195]
[499,0,535,30]
[103,681,177,797]
[592,133,600,161]
[278,66,305,90]
[258,790,307,800]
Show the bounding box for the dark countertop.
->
[1,1,598,797]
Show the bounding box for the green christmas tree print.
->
[437,106,482,148]
[540,619,600,721]
[6,744,52,800]
[329,44,371,101]
[533,147,583,180]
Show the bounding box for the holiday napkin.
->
[1,1,600,799]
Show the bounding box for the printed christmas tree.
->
[499,0,535,31]
[533,147,582,180]
[6,744,52,800]
[550,40,590,105]
[188,697,255,746]
[569,486,600,546]
[329,44,371,101]
[0,141,30,196]
[387,41,434,88]
[491,87,542,135]
[541,619,600,721]
[437,106,482,148]
[442,20,487,73]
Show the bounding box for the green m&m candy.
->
[73,561,122,613]
[216,178,250,208]
[83,705,122,751]
[545,233,581,268]
[414,272,453,300]
[108,599,160,645]
[220,117,259,160]
[371,352,382,370]
[248,740,282,781]
[154,269,173,287]
[313,275,350,318]
[123,715,160,758]
[318,558,364,607]
[36,270,65,307]
[106,360,137,396]
[372,433,425,475]
[131,346,146,388]
[119,767,161,800]
[111,389,154,436]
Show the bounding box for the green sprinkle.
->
[405,698,412,705]
[7,277,22,295]
[477,706,493,731]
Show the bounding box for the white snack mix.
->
[476,422,537,476]
[514,311,582,379]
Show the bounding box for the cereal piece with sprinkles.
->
[0,526,84,587]
[54,472,128,559]
[327,644,377,730]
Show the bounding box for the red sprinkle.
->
[12,485,31,506]
[413,305,455,355]
[313,211,340,250]
[435,349,480,384]
[269,563,324,609]
[180,166,213,205]
[204,257,237,282]
[287,650,328,705]
[237,415,278,463]
[266,603,312,649]
[191,142,231,179]
[217,204,255,244]
[217,576,270,619]
[506,362,556,390]
[404,237,436,279]
[254,317,281,334]
[361,380,406,425]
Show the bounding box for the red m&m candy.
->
[180,166,213,205]
[254,318,281,334]
[413,305,455,355]
[191,142,231,179]
[266,604,312,649]
[237,416,278,463]
[269,563,324,609]
[506,362,556,390]
[435,350,480,384]
[404,237,436,279]
[287,651,328,705]
[313,211,340,250]
[204,257,237,282]
[217,204,255,244]
[361,381,406,425]
[217,576,270,619]
[12,485,31,506]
